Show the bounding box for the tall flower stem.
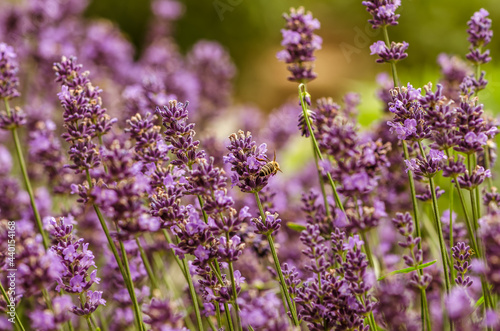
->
[118,239,145,331]
[228,258,241,331]
[312,136,330,216]
[298,84,345,215]
[135,236,160,291]
[161,229,204,330]
[382,26,400,87]
[85,171,144,331]
[416,141,451,294]
[428,177,451,294]
[4,99,49,249]
[181,257,204,331]
[0,281,25,331]
[254,191,300,326]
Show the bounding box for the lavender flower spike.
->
[276,7,322,83]
[466,9,493,65]
[362,0,401,29]
[0,43,20,100]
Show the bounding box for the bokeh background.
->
[85,0,500,125]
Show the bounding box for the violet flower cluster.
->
[276,7,322,83]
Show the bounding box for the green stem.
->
[420,288,431,331]
[4,99,50,249]
[162,229,187,278]
[382,26,400,87]
[135,236,160,292]
[429,177,451,294]
[0,281,25,331]
[228,261,242,331]
[298,84,345,215]
[311,135,331,217]
[118,240,145,331]
[181,257,204,331]
[161,229,203,330]
[254,191,299,326]
[215,304,222,329]
[96,309,108,331]
[85,316,94,331]
[402,141,422,249]
[224,302,235,331]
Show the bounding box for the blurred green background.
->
[86,0,500,125]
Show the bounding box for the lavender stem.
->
[0,281,25,331]
[118,239,146,331]
[161,229,204,330]
[4,98,50,249]
[298,84,346,215]
[135,236,160,291]
[254,191,300,326]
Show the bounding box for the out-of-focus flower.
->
[276,7,322,83]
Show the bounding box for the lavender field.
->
[0,0,499,330]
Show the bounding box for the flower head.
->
[277,7,322,82]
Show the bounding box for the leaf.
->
[248,326,255,331]
[377,260,437,281]
[287,222,306,232]
[474,295,484,309]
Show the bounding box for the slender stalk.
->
[118,240,145,331]
[96,309,108,331]
[161,229,203,330]
[382,26,400,87]
[428,177,451,294]
[228,260,242,331]
[298,84,345,215]
[0,281,26,331]
[181,257,204,331]
[85,316,94,331]
[162,229,187,278]
[135,236,160,291]
[4,99,50,248]
[224,302,235,331]
[254,191,300,326]
[311,128,331,217]
[402,142,423,249]
[215,304,222,329]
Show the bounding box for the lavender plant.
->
[0,0,499,330]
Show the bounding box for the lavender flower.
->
[466,9,493,65]
[224,130,268,193]
[142,297,184,330]
[437,53,472,101]
[253,211,282,236]
[156,100,204,167]
[362,0,401,29]
[457,165,491,190]
[478,213,500,294]
[392,212,422,267]
[0,43,20,99]
[49,217,106,316]
[404,149,447,177]
[451,242,473,288]
[187,41,236,122]
[276,7,322,83]
[54,56,116,172]
[370,40,408,63]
